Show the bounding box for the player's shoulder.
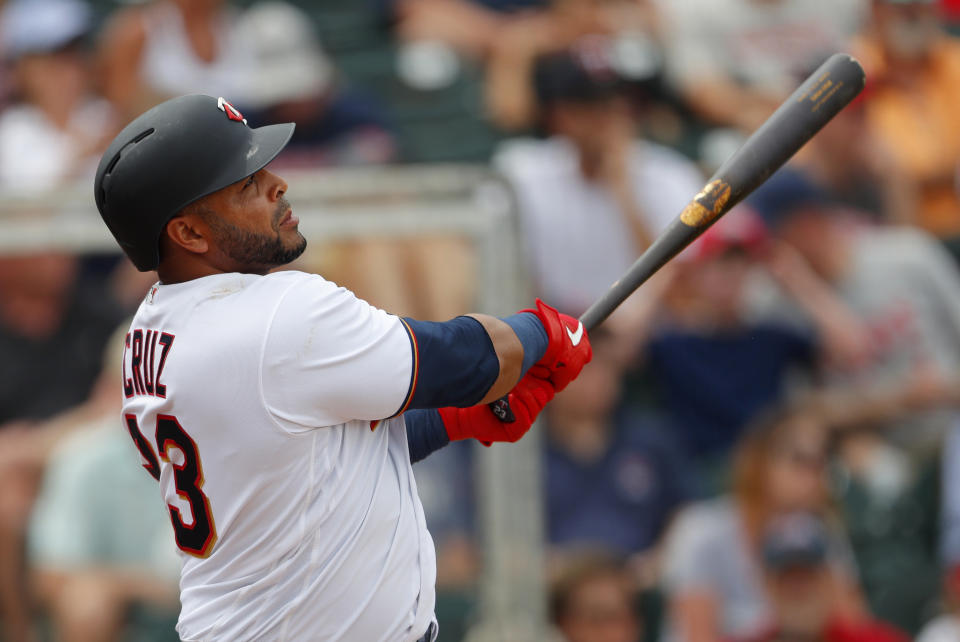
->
[265,270,394,338]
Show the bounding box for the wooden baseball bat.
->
[490,53,865,422]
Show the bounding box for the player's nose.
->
[262,169,288,202]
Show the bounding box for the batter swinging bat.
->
[491,52,865,422]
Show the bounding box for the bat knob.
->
[489,397,516,423]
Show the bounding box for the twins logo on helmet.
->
[217,97,247,125]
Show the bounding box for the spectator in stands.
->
[854,0,960,252]
[544,328,691,558]
[98,0,253,120]
[622,209,869,486]
[653,0,865,132]
[237,2,396,168]
[0,252,122,641]
[728,512,908,642]
[748,167,960,630]
[0,0,115,190]
[388,0,549,61]
[0,253,122,425]
[661,406,866,641]
[29,325,180,642]
[494,41,704,315]
[748,168,960,456]
[794,84,912,223]
[484,1,662,130]
[549,551,642,642]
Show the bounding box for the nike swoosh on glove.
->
[525,299,592,392]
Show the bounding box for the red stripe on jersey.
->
[395,318,419,415]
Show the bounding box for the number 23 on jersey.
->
[125,413,218,558]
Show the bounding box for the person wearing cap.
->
[729,512,908,642]
[592,209,868,488]
[661,407,867,641]
[748,167,960,455]
[236,2,396,169]
[494,39,704,316]
[93,94,591,641]
[0,0,115,189]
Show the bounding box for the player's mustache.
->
[273,196,292,226]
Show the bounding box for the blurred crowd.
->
[3,0,960,640]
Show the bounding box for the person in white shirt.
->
[93,94,593,641]
[98,0,254,120]
[653,0,866,131]
[0,0,115,190]
[494,43,705,315]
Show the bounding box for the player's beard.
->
[201,197,307,269]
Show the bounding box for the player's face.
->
[201,168,307,270]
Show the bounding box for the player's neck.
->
[156,260,269,285]
[156,246,273,284]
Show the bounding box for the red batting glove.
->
[526,299,592,392]
[439,373,555,445]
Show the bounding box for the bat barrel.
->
[579,53,866,331]
[710,53,866,214]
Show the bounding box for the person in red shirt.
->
[730,512,909,642]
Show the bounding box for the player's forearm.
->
[467,313,547,403]
[401,312,547,410]
[464,314,523,403]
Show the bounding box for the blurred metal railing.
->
[0,165,549,641]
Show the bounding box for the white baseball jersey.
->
[120,270,436,641]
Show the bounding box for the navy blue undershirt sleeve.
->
[404,409,450,463]
[400,313,547,411]
[501,312,548,375]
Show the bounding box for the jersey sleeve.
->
[261,275,414,432]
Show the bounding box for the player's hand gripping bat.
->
[490,52,866,422]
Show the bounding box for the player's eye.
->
[241,175,256,190]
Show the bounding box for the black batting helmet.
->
[94,94,295,271]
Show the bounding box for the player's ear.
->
[164,215,210,256]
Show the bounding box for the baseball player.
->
[93,95,592,641]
